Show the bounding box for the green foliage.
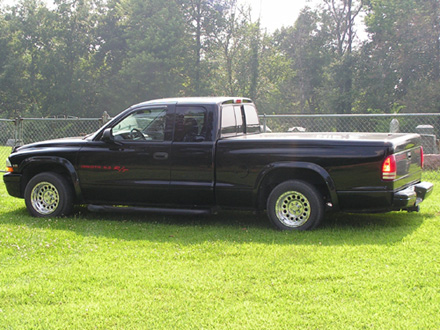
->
[272,9,333,114]
[0,0,439,118]
[117,0,190,103]
[361,0,440,113]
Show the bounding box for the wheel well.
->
[21,163,73,197]
[257,168,331,210]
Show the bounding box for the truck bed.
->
[216,132,423,212]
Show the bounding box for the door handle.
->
[153,152,168,160]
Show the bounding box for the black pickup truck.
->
[3,97,433,230]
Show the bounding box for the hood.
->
[12,136,87,153]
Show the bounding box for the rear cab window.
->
[243,104,260,134]
[220,103,260,137]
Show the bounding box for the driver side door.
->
[77,106,174,205]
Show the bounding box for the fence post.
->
[390,117,399,133]
[262,113,267,132]
[100,111,111,126]
[14,117,24,147]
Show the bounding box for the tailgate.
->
[391,135,423,188]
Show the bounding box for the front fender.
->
[20,156,82,201]
[255,161,339,210]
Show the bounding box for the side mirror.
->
[101,128,114,143]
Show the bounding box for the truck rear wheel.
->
[24,172,74,217]
[267,180,324,230]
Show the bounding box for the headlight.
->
[6,158,14,172]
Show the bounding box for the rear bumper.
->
[393,181,433,210]
[3,173,23,198]
[337,181,434,213]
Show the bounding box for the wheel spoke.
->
[275,191,311,228]
[30,181,60,215]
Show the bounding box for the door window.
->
[112,108,167,141]
[174,107,209,142]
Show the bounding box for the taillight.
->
[382,155,397,181]
[420,146,424,169]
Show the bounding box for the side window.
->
[174,106,209,142]
[244,105,260,134]
[112,108,168,142]
[221,105,237,136]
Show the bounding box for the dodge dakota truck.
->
[3,97,434,230]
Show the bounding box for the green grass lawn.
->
[0,146,12,172]
[1,167,439,329]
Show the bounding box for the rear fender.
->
[255,162,339,211]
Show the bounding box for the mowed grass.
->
[0,146,12,172]
[1,163,439,328]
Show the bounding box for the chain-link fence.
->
[19,117,102,145]
[1,113,439,180]
[0,119,16,171]
[0,117,102,172]
[260,113,440,135]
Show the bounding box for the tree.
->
[1,0,105,117]
[92,0,128,114]
[0,4,14,116]
[207,1,264,99]
[46,0,104,116]
[276,8,333,113]
[321,0,363,115]
[361,0,440,113]
[116,0,191,104]
[1,0,54,116]
[178,0,229,95]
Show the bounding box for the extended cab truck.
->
[3,97,434,230]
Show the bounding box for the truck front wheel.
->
[24,172,74,217]
[267,180,324,230]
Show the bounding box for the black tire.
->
[24,172,74,217]
[266,180,324,231]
